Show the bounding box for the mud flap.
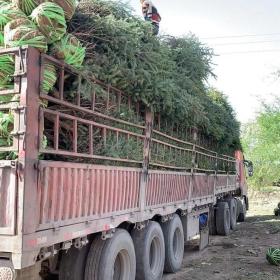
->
[199,228,209,251]
[181,214,200,242]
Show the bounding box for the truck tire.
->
[237,198,247,222]
[161,214,184,273]
[59,242,91,280]
[85,229,136,280]
[224,198,237,230]
[131,221,165,280]
[216,202,230,236]
[208,205,217,235]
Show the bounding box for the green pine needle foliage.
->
[70,0,241,155]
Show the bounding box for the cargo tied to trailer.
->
[0,0,254,279]
[0,46,253,280]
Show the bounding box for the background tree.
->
[242,96,280,189]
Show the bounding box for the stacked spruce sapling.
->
[70,0,242,157]
[0,0,242,165]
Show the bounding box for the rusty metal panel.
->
[146,171,190,207]
[0,163,17,235]
[215,175,228,188]
[228,175,237,187]
[191,174,214,199]
[37,161,141,230]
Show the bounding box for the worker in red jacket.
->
[140,0,161,35]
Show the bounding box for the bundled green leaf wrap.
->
[4,23,47,52]
[12,0,41,15]
[266,248,280,266]
[0,111,13,143]
[0,54,14,90]
[0,3,25,30]
[42,62,57,93]
[0,111,17,160]
[31,2,66,43]
[50,34,85,68]
[0,31,3,46]
[0,1,12,9]
[49,0,76,20]
[4,18,35,43]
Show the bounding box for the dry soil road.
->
[163,189,280,280]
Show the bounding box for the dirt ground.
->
[164,189,280,280]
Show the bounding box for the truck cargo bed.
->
[0,47,242,270]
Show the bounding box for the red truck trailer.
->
[0,47,250,280]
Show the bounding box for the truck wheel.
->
[59,242,91,280]
[208,205,217,235]
[237,198,247,222]
[216,202,230,236]
[161,214,184,273]
[224,198,237,230]
[85,229,136,280]
[132,221,165,280]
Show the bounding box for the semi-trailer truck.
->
[0,46,251,280]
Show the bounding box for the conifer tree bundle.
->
[50,33,85,68]
[49,0,76,20]
[0,2,25,30]
[42,62,57,93]
[0,54,14,90]
[4,24,47,52]
[31,2,66,43]
[69,0,242,156]
[12,0,41,15]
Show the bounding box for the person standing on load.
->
[140,0,161,35]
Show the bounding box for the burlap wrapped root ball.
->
[50,34,85,68]
[31,2,66,44]
[12,0,75,19]
[12,0,42,15]
[4,19,48,52]
[49,0,76,21]
[0,2,25,30]
[4,17,34,43]
[0,1,12,8]
[0,54,14,90]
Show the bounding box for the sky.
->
[126,0,280,123]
